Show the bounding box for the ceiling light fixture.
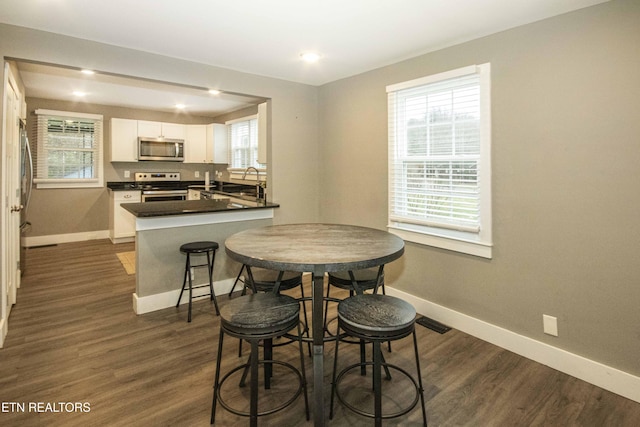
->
[72,91,86,97]
[300,52,321,63]
[175,104,186,109]
[208,89,221,95]
[80,69,95,75]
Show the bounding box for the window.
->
[35,109,103,188]
[387,64,492,258]
[226,116,265,171]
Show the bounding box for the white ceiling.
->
[1,0,608,115]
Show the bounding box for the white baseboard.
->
[387,287,640,404]
[24,230,110,247]
[133,277,236,315]
[0,317,6,348]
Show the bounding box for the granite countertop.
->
[107,181,215,191]
[120,198,279,218]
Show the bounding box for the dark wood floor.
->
[1,239,639,426]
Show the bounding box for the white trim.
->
[135,209,274,231]
[0,317,6,348]
[23,230,110,247]
[224,114,257,125]
[387,287,640,404]
[388,224,492,259]
[387,64,478,92]
[133,277,236,314]
[34,109,103,120]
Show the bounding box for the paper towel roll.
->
[204,171,210,190]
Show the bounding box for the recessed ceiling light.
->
[300,52,321,63]
[175,104,186,109]
[72,91,86,97]
[80,69,95,75]
[208,89,221,95]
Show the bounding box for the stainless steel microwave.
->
[138,137,184,162]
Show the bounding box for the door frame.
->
[1,61,24,347]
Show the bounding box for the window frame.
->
[387,64,492,259]
[34,109,104,189]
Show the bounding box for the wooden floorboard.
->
[1,239,639,426]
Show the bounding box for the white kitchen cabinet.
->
[185,125,207,163]
[138,120,187,140]
[206,123,228,163]
[109,191,141,243]
[257,102,268,164]
[111,118,138,162]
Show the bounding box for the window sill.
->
[36,182,103,189]
[388,223,492,259]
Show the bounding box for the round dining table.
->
[225,223,405,426]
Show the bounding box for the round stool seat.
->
[247,269,303,292]
[180,241,219,254]
[212,292,310,424]
[328,268,381,291]
[221,293,300,336]
[331,294,426,425]
[338,294,416,337]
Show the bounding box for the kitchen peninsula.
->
[120,198,279,315]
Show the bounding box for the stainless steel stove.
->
[134,172,187,202]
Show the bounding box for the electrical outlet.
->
[543,314,558,336]
[124,170,130,178]
[195,171,200,178]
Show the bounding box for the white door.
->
[1,64,23,346]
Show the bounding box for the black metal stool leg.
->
[211,328,225,424]
[228,264,245,297]
[208,250,220,315]
[412,329,428,426]
[249,339,259,427]
[186,254,193,323]
[373,340,383,427]
[177,255,189,307]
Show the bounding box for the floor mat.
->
[116,251,136,275]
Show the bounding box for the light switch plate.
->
[124,170,130,178]
[195,171,200,178]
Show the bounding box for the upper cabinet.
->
[184,124,207,163]
[138,120,186,140]
[110,119,228,164]
[206,123,228,164]
[111,118,138,162]
[257,102,268,164]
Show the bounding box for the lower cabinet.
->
[109,191,141,243]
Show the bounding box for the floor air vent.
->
[416,316,451,334]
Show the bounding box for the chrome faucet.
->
[241,166,266,204]
[241,166,260,180]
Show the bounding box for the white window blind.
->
[387,64,492,257]
[34,109,103,188]
[226,116,264,170]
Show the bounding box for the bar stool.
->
[330,294,427,427]
[211,292,310,426]
[233,266,311,357]
[324,267,391,368]
[324,266,387,334]
[175,241,219,322]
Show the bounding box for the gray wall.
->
[0,23,320,235]
[318,0,640,376]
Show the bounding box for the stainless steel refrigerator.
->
[19,118,33,274]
